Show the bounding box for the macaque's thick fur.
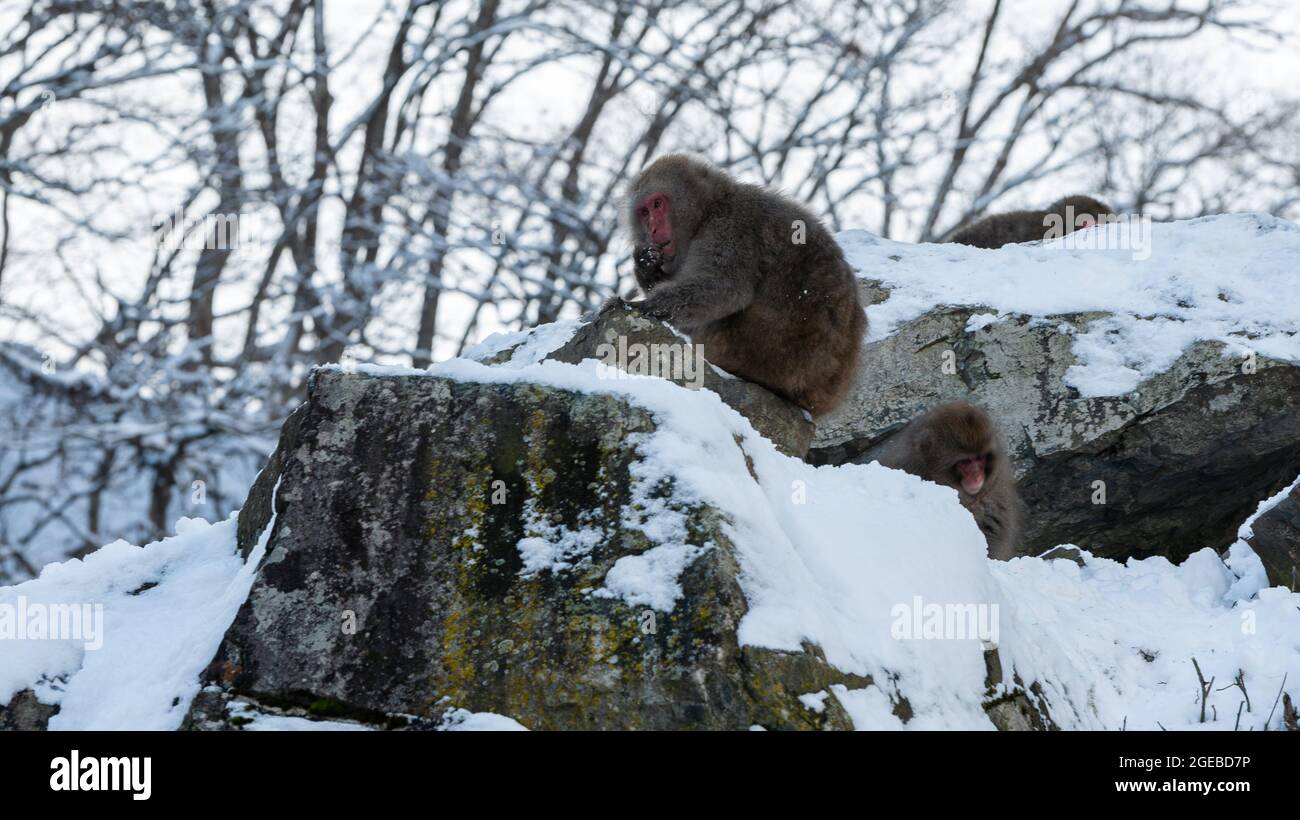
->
[877,402,1023,559]
[623,154,865,416]
[948,195,1115,249]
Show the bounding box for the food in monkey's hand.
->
[633,243,671,293]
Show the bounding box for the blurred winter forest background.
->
[0,0,1297,581]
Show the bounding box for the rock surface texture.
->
[539,306,814,458]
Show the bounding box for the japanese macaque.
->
[947,195,1115,249]
[877,402,1022,559]
[610,154,865,417]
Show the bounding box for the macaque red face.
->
[954,453,988,495]
[917,403,1000,498]
[636,191,675,256]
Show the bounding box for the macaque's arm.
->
[636,220,757,327]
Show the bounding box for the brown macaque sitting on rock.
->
[947,195,1115,249]
[877,401,1023,559]
[606,154,865,417]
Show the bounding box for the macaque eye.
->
[638,207,649,218]
[653,197,663,209]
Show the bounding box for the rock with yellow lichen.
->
[183,367,866,730]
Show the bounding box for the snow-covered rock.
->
[5,341,1297,730]
[466,305,816,457]
[183,365,876,730]
[814,214,1300,563]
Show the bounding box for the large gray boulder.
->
[183,367,908,730]
[809,281,1300,562]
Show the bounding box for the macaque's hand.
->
[635,243,664,271]
[598,295,660,326]
[598,295,633,316]
[634,293,672,323]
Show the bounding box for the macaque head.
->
[627,154,730,271]
[916,402,1003,499]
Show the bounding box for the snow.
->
[1214,471,1300,602]
[0,478,278,730]
[514,497,606,577]
[1235,471,1300,542]
[799,691,829,713]
[0,516,262,729]
[592,542,712,612]
[830,684,906,730]
[227,699,374,731]
[461,319,582,367]
[438,708,529,731]
[227,697,518,731]
[236,715,372,731]
[516,534,597,576]
[838,214,1300,396]
[992,550,1297,731]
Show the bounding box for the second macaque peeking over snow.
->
[877,402,1023,559]
[605,154,865,417]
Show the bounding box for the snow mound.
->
[439,708,529,731]
[461,319,582,367]
[0,515,268,730]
